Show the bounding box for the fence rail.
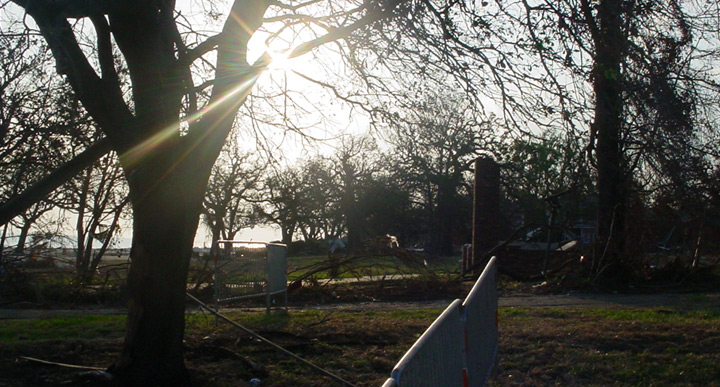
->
[383,256,498,387]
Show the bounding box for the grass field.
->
[493,307,720,386]
[285,254,460,281]
[1,302,719,386]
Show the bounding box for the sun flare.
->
[267,48,295,72]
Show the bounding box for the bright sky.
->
[186,1,371,246]
[4,0,498,248]
[0,1,375,248]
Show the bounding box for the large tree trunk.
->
[11,0,390,384]
[588,0,627,275]
[109,154,206,385]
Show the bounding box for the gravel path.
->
[2,292,718,320]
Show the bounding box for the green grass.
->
[2,303,719,385]
[500,306,720,322]
[287,256,410,280]
[286,254,460,281]
[499,308,530,318]
[0,308,444,344]
[0,312,318,343]
[580,307,720,322]
[493,306,720,386]
[0,315,126,342]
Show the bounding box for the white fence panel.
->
[383,257,498,386]
[462,256,498,386]
[389,299,465,386]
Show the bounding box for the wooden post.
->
[472,157,500,274]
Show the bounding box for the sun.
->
[266,47,296,72]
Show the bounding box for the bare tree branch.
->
[0,137,112,225]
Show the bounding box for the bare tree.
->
[505,0,720,278]
[256,165,304,245]
[60,152,129,284]
[3,0,404,382]
[0,32,82,257]
[4,0,716,380]
[384,93,495,255]
[328,135,382,248]
[202,133,264,246]
[296,157,342,243]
